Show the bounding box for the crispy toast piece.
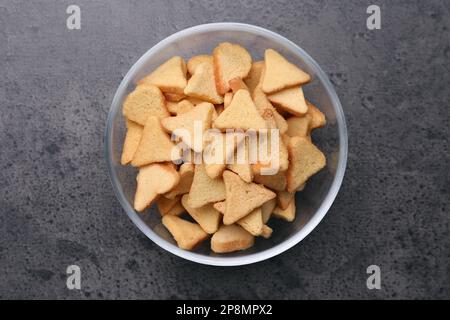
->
[156,196,180,215]
[164,163,195,199]
[286,136,326,192]
[227,161,253,183]
[203,131,242,179]
[222,170,276,225]
[261,49,310,94]
[252,84,288,133]
[213,201,226,214]
[181,194,221,234]
[261,198,277,224]
[204,163,226,180]
[122,84,169,125]
[306,101,326,130]
[215,104,224,116]
[253,170,287,191]
[244,61,264,95]
[185,96,204,105]
[211,224,254,253]
[138,56,187,94]
[213,42,252,94]
[121,119,143,165]
[223,92,233,108]
[229,77,249,93]
[184,60,223,104]
[273,198,296,222]
[277,190,295,210]
[165,201,185,216]
[268,86,308,116]
[286,114,311,137]
[162,215,208,250]
[161,102,214,152]
[260,225,273,239]
[254,131,289,174]
[226,139,253,183]
[166,99,195,115]
[131,116,178,167]
[187,55,213,75]
[134,163,180,212]
[213,202,263,236]
[236,208,263,236]
[213,89,267,131]
[188,164,226,208]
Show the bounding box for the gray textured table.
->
[0,0,449,299]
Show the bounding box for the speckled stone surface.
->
[0,0,449,299]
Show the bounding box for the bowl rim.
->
[105,22,348,266]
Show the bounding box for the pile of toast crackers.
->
[120,42,326,253]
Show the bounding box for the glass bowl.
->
[105,23,347,266]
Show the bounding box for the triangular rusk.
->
[253,171,287,191]
[253,131,289,174]
[187,55,213,75]
[164,92,185,102]
[184,61,223,104]
[229,77,249,93]
[213,42,252,94]
[188,164,226,208]
[227,162,253,183]
[213,89,267,131]
[306,101,326,130]
[203,131,244,178]
[181,194,221,234]
[162,215,208,250]
[131,116,179,167]
[211,224,254,253]
[156,196,180,215]
[222,170,276,225]
[185,96,204,105]
[286,114,311,137]
[213,201,262,236]
[134,163,180,212]
[286,136,326,192]
[161,102,214,152]
[244,61,264,95]
[164,163,194,199]
[121,120,143,165]
[213,201,226,214]
[262,49,310,94]
[138,56,187,94]
[261,225,273,239]
[164,202,185,216]
[122,84,169,125]
[227,138,253,182]
[166,99,195,116]
[223,92,233,108]
[216,104,224,116]
[268,86,308,116]
[166,101,178,115]
[273,198,296,222]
